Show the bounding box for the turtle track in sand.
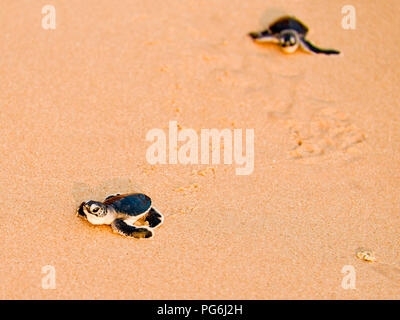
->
[285,107,366,159]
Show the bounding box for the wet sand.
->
[0,0,399,299]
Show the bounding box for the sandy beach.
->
[0,0,399,299]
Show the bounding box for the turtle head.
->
[278,30,299,53]
[77,200,107,219]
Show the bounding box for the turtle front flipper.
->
[145,207,164,228]
[248,30,279,43]
[76,202,87,219]
[112,219,153,239]
[300,37,340,55]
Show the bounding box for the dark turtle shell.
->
[269,16,309,36]
[104,193,152,216]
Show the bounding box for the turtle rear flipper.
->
[300,37,340,55]
[112,219,153,238]
[145,207,164,228]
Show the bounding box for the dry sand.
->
[0,0,399,299]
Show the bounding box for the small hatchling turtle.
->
[249,16,340,55]
[77,193,164,239]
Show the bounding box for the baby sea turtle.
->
[249,16,340,55]
[77,193,164,239]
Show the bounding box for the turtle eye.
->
[90,204,100,213]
